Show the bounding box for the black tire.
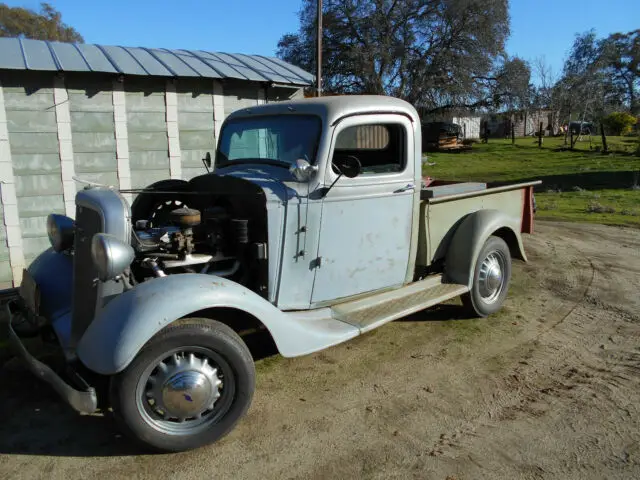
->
[109,318,255,452]
[461,236,511,317]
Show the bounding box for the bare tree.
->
[532,56,560,135]
[278,0,513,111]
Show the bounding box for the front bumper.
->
[1,299,98,414]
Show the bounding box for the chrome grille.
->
[69,188,131,347]
[70,206,102,345]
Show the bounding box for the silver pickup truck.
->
[2,95,539,452]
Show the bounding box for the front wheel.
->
[461,235,512,317]
[109,318,255,452]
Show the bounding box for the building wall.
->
[2,74,62,275]
[68,77,119,188]
[0,70,302,287]
[177,79,216,181]
[482,110,559,138]
[451,116,481,139]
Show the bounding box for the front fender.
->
[26,248,73,350]
[444,209,526,288]
[76,274,357,375]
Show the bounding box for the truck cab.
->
[211,95,422,308]
[2,95,539,452]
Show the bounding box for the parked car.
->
[2,95,539,452]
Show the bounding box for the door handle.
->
[393,183,415,193]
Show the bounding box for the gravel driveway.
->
[1,221,639,479]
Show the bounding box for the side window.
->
[333,124,405,175]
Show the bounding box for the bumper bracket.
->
[2,302,98,414]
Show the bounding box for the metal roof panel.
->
[191,51,248,80]
[210,52,268,82]
[261,56,314,83]
[21,38,58,70]
[171,50,222,78]
[0,38,26,69]
[123,47,173,76]
[147,49,200,77]
[0,38,312,85]
[99,46,148,75]
[49,41,91,71]
[74,44,118,73]
[229,53,291,84]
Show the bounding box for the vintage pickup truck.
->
[1,95,539,452]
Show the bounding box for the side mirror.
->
[202,152,212,173]
[333,155,361,178]
[289,158,318,182]
[317,155,362,199]
[91,233,135,282]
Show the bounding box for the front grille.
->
[69,188,131,347]
[70,206,102,346]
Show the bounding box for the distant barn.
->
[0,37,312,288]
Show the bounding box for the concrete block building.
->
[0,37,312,287]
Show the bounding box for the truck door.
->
[311,114,415,304]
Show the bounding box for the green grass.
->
[424,135,640,227]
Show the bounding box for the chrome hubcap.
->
[478,251,506,303]
[136,348,233,435]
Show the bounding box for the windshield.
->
[216,115,322,168]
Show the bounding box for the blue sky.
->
[4,0,640,82]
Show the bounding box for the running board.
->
[331,275,469,332]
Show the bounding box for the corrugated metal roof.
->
[0,37,313,86]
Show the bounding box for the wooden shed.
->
[0,37,312,288]
[420,112,481,140]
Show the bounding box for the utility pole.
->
[316,0,322,97]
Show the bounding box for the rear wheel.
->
[109,318,255,452]
[461,236,511,317]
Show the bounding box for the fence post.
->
[511,120,515,145]
[599,122,608,153]
[538,122,543,148]
[570,129,573,150]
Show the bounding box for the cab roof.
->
[225,95,420,126]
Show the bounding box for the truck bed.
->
[421,180,487,199]
[416,180,541,268]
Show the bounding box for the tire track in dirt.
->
[1,222,639,480]
[416,224,640,479]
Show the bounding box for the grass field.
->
[424,134,640,227]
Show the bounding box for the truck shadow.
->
[397,304,470,323]
[0,333,279,458]
[0,305,468,458]
[0,362,143,457]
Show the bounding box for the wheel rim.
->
[135,346,235,436]
[477,250,507,303]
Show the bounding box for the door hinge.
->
[310,256,322,269]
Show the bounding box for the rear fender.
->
[76,274,357,375]
[444,209,526,288]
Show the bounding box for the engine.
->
[131,205,246,281]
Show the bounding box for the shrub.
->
[538,201,558,211]
[586,201,616,214]
[602,112,637,136]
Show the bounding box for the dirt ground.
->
[1,221,639,480]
